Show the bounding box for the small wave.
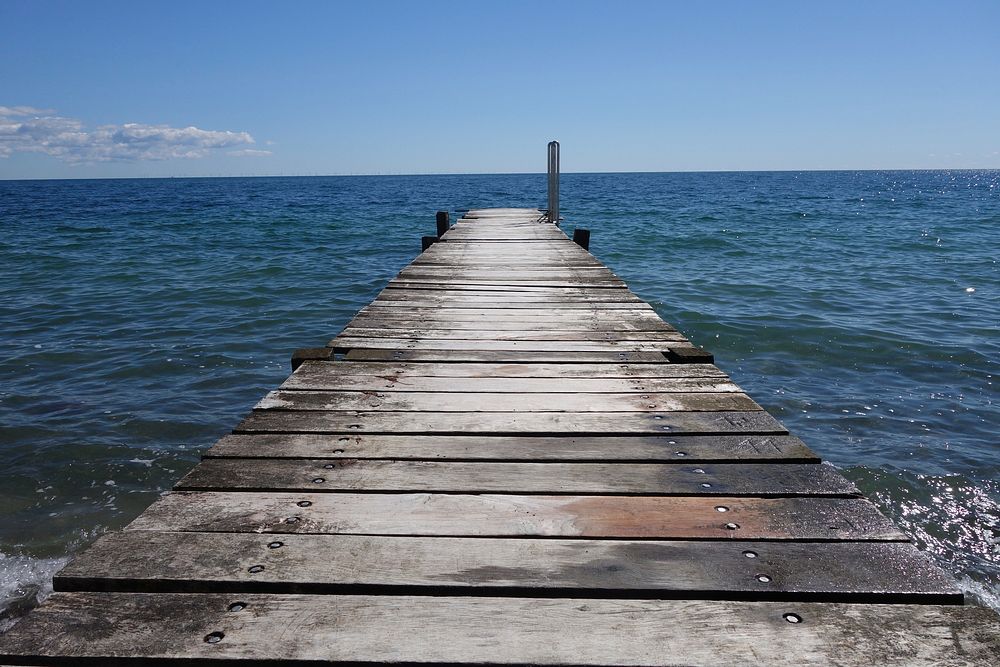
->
[0,552,70,633]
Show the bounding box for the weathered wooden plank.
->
[338,328,686,342]
[10,593,994,665]
[365,302,654,311]
[236,409,787,435]
[411,258,605,267]
[398,267,618,276]
[291,360,726,379]
[342,349,679,363]
[204,433,820,462]
[395,274,622,283]
[385,279,628,288]
[127,492,903,540]
[281,375,738,394]
[331,337,677,352]
[176,460,856,496]
[361,304,657,315]
[55,533,961,602]
[347,317,676,331]
[376,290,643,301]
[254,389,760,413]
[383,283,629,291]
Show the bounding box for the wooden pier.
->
[1,208,996,664]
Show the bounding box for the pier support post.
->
[573,228,591,250]
[421,236,438,251]
[436,211,450,237]
[547,140,560,223]
[291,347,334,371]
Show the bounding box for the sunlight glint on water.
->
[0,171,997,624]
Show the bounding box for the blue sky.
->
[1,0,998,178]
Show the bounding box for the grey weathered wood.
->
[255,389,761,413]
[177,460,855,496]
[347,317,676,331]
[342,349,678,363]
[204,433,820,462]
[281,374,739,394]
[55,532,960,602]
[362,298,640,310]
[331,337,678,352]
[289,347,332,371]
[376,290,644,302]
[290,360,726,379]
[127,491,905,540]
[338,327,686,342]
[236,409,787,435]
[8,593,994,665]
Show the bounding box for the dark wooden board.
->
[254,389,761,413]
[204,433,820,462]
[127,491,904,540]
[176,460,855,496]
[56,533,960,602]
[236,409,787,435]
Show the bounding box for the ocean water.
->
[0,171,997,628]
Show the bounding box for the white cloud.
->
[228,149,272,157]
[0,106,258,163]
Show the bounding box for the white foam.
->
[957,575,1000,613]
[0,552,70,633]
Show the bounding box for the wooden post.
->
[290,347,334,371]
[573,228,590,250]
[436,211,450,237]
[421,236,437,251]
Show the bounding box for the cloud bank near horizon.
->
[0,106,267,163]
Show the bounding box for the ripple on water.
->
[0,170,997,621]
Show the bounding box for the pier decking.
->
[1,208,996,664]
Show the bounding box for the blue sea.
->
[0,171,997,627]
